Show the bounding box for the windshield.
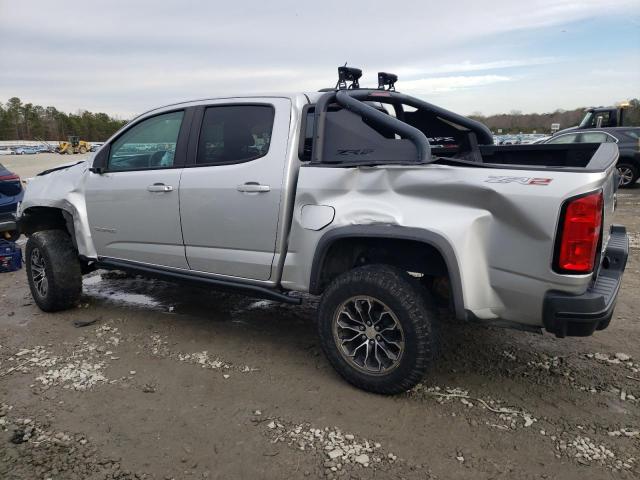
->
[579,110,611,128]
[579,111,594,128]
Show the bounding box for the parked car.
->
[531,136,551,144]
[0,148,15,156]
[0,163,24,240]
[497,135,520,145]
[90,143,104,152]
[2,69,628,394]
[543,127,640,187]
[36,145,55,153]
[13,146,39,155]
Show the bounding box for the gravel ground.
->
[1,155,639,479]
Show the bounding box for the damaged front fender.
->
[19,160,97,259]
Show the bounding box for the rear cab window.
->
[196,105,275,165]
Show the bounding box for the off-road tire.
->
[26,230,82,312]
[317,264,436,394]
[617,162,639,188]
[79,146,87,154]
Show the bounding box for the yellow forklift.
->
[57,136,91,155]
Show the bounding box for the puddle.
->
[82,275,102,286]
[79,270,314,326]
[90,291,162,309]
[245,299,276,310]
[82,272,164,311]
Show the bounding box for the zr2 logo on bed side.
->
[337,149,374,156]
[486,176,553,186]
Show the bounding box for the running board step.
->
[96,258,302,305]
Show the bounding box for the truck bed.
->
[467,143,617,172]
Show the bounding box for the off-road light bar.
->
[336,66,362,90]
[377,72,398,91]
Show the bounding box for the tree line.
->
[2,96,638,141]
[469,98,640,134]
[0,97,128,142]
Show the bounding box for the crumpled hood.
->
[36,159,88,177]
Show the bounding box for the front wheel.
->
[617,162,639,188]
[26,230,82,312]
[317,264,436,394]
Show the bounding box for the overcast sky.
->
[1,0,639,118]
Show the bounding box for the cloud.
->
[0,0,638,116]
[401,75,512,94]
[395,58,558,77]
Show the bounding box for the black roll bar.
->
[311,89,494,164]
[336,90,432,162]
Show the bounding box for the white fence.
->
[0,140,102,148]
[0,140,59,147]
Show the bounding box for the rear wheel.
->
[617,162,638,188]
[317,264,436,394]
[26,230,82,312]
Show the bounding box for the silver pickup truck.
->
[3,69,629,394]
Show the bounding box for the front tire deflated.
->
[26,230,82,312]
[317,264,436,394]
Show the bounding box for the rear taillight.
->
[0,174,20,182]
[555,191,603,274]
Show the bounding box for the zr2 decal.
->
[337,149,374,156]
[485,176,553,186]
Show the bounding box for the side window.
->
[196,105,275,165]
[547,133,579,144]
[108,111,184,172]
[591,112,610,127]
[580,132,608,143]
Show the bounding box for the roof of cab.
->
[135,92,322,121]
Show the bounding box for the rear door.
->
[179,98,291,280]
[85,109,193,268]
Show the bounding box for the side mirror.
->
[89,145,109,174]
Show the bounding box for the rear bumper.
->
[543,225,628,338]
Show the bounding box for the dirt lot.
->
[1,152,90,180]
[1,155,639,480]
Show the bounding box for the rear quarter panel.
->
[282,162,617,326]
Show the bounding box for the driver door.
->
[85,109,192,269]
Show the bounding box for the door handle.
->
[236,182,270,193]
[147,183,174,192]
